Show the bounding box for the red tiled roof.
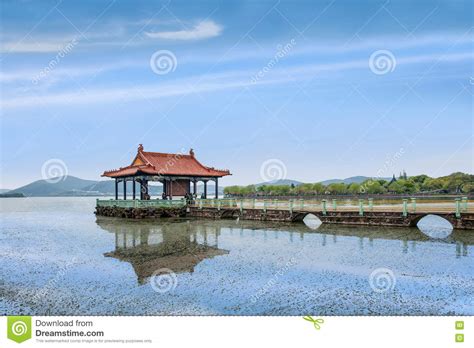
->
[102,146,231,178]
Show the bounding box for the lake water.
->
[1,197,472,315]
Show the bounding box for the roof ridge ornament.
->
[138,144,144,153]
[189,148,195,157]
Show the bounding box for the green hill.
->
[8,176,99,197]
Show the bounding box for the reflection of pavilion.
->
[97,219,229,284]
[97,218,472,283]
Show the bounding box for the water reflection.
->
[97,217,472,283]
[417,214,454,239]
[96,219,229,284]
[317,224,470,257]
[3,198,472,315]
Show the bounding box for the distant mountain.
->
[0,189,11,194]
[319,176,392,185]
[7,176,225,197]
[8,176,99,197]
[255,179,304,187]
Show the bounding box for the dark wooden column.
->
[143,180,148,199]
[169,180,173,200]
[139,180,143,200]
[123,180,127,200]
[193,179,197,196]
[115,178,118,200]
[215,178,219,199]
[132,179,136,200]
[204,180,207,199]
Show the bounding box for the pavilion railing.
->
[96,199,186,209]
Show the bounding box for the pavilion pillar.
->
[115,178,118,200]
[140,179,148,200]
[132,179,136,200]
[169,180,173,200]
[215,178,219,199]
[193,179,197,196]
[204,180,208,199]
[123,180,127,200]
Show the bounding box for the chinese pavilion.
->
[102,145,231,200]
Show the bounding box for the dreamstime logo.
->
[12,321,28,336]
[369,50,396,75]
[7,316,32,343]
[150,268,177,293]
[251,38,296,84]
[30,257,77,301]
[41,159,68,183]
[251,257,297,303]
[369,267,396,293]
[32,38,78,84]
[150,50,177,75]
[260,159,287,182]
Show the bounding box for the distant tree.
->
[393,179,417,193]
[442,172,472,193]
[327,183,347,194]
[410,174,430,185]
[421,178,443,192]
[387,181,404,194]
[225,172,472,196]
[462,183,474,193]
[295,183,313,195]
[367,181,386,194]
[348,183,361,195]
[312,183,325,194]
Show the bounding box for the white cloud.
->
[145,20,222,40]
[0,40,75,53]
[1,51,471,109]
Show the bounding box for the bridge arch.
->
[296,213,322,229]
[413,214,454,238]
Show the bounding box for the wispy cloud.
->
[2,51,471,109]
[0,39,78,53]
[145,20,222,40]
[0,19,224,54]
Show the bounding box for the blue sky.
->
[0,0,473,188]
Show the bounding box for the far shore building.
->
[102,145,231,200]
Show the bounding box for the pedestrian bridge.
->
[95,197,473,230]
[188,197,473,230]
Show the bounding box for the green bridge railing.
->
[192,197,471,217]
[96,197,471,217]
